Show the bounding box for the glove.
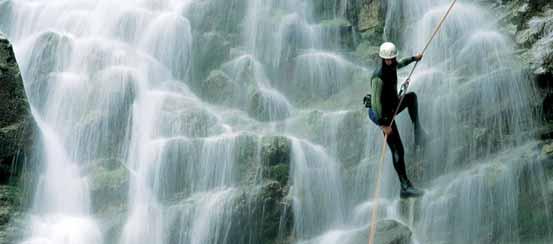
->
[363,94,372,108]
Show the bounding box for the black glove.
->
[379,117,392,126]
[363,94,372,108]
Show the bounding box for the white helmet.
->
[379,42,397,59]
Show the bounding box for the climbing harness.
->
[367,1,458,244]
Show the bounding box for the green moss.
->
[0,185,24,244]
[0,186,20,225]
[0,33,29,160]
[266,164,290,185]
[261,136,291,167]
[89,160,129,213]
[91,166,128,192]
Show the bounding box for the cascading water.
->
[2,0,551,244]
[385,1,550,243]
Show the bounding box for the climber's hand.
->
[381,126,393,136]
[414,53,423,61]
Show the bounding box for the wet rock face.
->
[0,32,29,175]
[349,0,386,66]
[482,1,553,78]
[516,141,553,242]
[497,0,553,136]
[544,94,553,122]
[201,70,242,105]
[371,219,412,244]
[0,32,28,160]
[524,11,553,78]
[240,136,293,244]
[260,136,292,185]
[0,32,29,244]
[0,185,25,244]
[229,182,293,244]
[356,0,385,44]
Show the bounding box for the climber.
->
[364,42,428,198]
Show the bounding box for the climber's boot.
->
[400,178,424,199]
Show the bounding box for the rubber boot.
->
[400,177,424,199]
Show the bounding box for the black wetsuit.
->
[370,57,425,192]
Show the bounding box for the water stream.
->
[1,0,551,243]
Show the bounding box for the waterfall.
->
[386,1,549,243]
[2,0,551,244]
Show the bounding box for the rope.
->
[367,1,457,244]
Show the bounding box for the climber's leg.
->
[385,123,424,198]
[398,92,429,146]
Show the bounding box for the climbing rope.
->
[367,1,457,244]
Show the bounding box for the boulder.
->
[157,96,225,138]
[192,31,234,81]
[25,31,73,82]
[349,220,412,244]
[303,219,412,244]
[201,70,242,105]
[153,137,202,201]
[89,158,129,213]
[260,136,292,185]
[230,136,293,244]
[72,108,132,160]
[23,31,73,111]
[235,134,292,185]
[248,89,292,122]
[229,182,293,244]
[260,136,291,167]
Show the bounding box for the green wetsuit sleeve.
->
[371,76,386,125]
[397,56,416,69]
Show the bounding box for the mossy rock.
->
[89,158,129,213]
[192,31,234,81]
[265,164,290,186]
[0,185,24,244]
[231,182,293,244]
[260,136,291,167]
[0,32,29,160]
[0,185,20,225]
[201,70,241,105]
[248,90,291,122]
